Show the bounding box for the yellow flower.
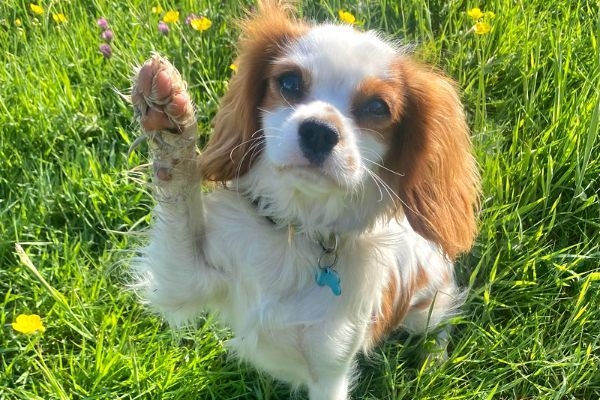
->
[162,10,179,24]
[190,16,212,31]
[467,7,484,20]
[12,314,45,334]
[473,21,491,35]
[52,13,67,24]
[30,4,44,15]
[152,5,164,14]
[15,18,22,27]
[229,63,238,73]
[338,10,356,25]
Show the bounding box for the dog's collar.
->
[245,194,343,296]
[250,197,279,226]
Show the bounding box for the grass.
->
[1,0,599,398]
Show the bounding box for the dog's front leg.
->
[131,54,200,197]
[130,55,224,325]
[308,375,351,400]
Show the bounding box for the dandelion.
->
[473,21,491,35]
[99,43,112,58]
[101,29,114,42]
[15,18,22,27]
[12,314,45,334]
[467,7,484,20]
[229,63,238,73]
[30,4,44,15]
[158,21,169,35]
[97,17,109,30]
[338,10,356,25]
[152,5,164,15]
[52,13,67,24]
[189,16,212,32]
[162,10,179,24]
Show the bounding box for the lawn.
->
[1,0,599,399]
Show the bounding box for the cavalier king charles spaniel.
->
[129,1,479,398]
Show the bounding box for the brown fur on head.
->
[199,1,306,182]
[383,60,480,260]
[199,2,479,259]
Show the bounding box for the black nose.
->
[298,120,339,165]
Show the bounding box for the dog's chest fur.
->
[200,189,401,382]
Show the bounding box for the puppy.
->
[129,1,479,399]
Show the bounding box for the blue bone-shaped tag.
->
[316,267,342,296]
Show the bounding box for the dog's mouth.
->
[272,162,345,190]
[273,162,365,201]
[276,163,334,181]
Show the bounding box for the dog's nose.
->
[298,120,339,165]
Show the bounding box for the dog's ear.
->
[385,59,480,260]
[200,1,306,182]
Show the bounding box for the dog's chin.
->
[273,163,350,193]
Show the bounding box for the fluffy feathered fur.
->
[129,2,480,399]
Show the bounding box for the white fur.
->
[133,24,463,400]
[134,187,457,398]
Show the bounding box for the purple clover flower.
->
[99,43,112,59]
[101,29,113,42]
[185,13,198,25]
[158,21,169,35]
[97,17,109,30]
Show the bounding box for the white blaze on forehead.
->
[284,24,399,94]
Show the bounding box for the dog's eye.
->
[278,72,303,99]
[363,98,390,117]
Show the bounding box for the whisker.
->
[234,140,265,181]
[365,169,392,204]
[229,137,261,164]
[257,106,274,115]
[362,155,405,178]
[360,127,386,141]
[251,128,265,138]
[278,89,297,111]
[365,168,428,223]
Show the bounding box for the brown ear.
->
[199,1,307,182]
[385,59,480,260]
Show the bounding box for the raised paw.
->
[132,54,196,132]
[131,54,199,188]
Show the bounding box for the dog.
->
[129,1,479,398]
